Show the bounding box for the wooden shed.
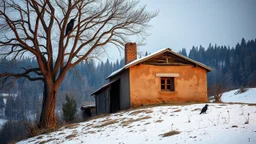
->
[92,43,212,114]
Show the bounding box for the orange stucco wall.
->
[129,64,208,107]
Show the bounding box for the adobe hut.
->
[92,43,211,114]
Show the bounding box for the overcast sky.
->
[106,0,256,61]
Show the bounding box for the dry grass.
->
[94,119,118,128]
[161,130,181,137]
[136,115,151,121]
[169,107,179,110]
[189,136,197,139]
[86,123,93,127]
[119,117,126,121]
[65,134,77,139]
[86,113,111,122]
[122,118,135,127]
[36,136,44,139]
[64,123,79,129]
[191,108,201,111]
[28,140,36,143]
[235,88,248,94]
[223,102,256,106]
[101,117,111,123]
[173,109,181,113]
[129,109,153,115]
[122,116,152,127]
[247,103,256,106]
[24,123,49,138]
[87,131,96,134]
[155,120,163,123]
[26,126,57,138]
[219,104,227,106]
[39,138,56,144]
[79,102,205,127]
[116,113,124,117]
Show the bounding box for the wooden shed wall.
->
[95,87,110,114]
[119,69,130,110]
[110,69,130,110]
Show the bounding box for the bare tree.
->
[0,0,157,129]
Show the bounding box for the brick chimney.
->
[125,42,137,64]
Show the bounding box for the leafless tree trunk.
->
[0,0,157,129]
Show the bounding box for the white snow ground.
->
[17,103,256,144]
[17,88,256,144]
[221,88,256,104]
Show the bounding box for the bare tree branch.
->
[0,0,157,129]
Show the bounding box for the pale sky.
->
[106,0,256,61]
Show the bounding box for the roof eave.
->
[91,79,119,96]
[106,47,212,78]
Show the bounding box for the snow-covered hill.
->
[221,88,256,103]
[18,103,256,144]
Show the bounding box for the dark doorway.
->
[110,79,120,113]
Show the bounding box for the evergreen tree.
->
[0,96,4,117]
[180,48,187,57]
[62,94,77,122]
[188,46,197,60]
[188,38,256,91]
[5,96,16,120]
[0,96,4,109]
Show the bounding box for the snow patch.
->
[221,88,256,103]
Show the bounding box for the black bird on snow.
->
[65,19,75,36]
[200,104,209,114]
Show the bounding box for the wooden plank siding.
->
[95,87,110,114]
[110,69,131,111]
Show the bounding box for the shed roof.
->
[91,79,119,96]
[81,102,95,109]
[107,48,212,79]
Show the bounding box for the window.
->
[161,77,175,91]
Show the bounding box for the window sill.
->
[159,90,176,93]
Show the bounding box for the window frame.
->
[160,77,175,91]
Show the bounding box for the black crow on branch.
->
[200,104,209,114]
[65,19,75,36]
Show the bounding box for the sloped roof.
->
[107,48,212,79]
[81,102,95,109]
[91,79,119,96]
